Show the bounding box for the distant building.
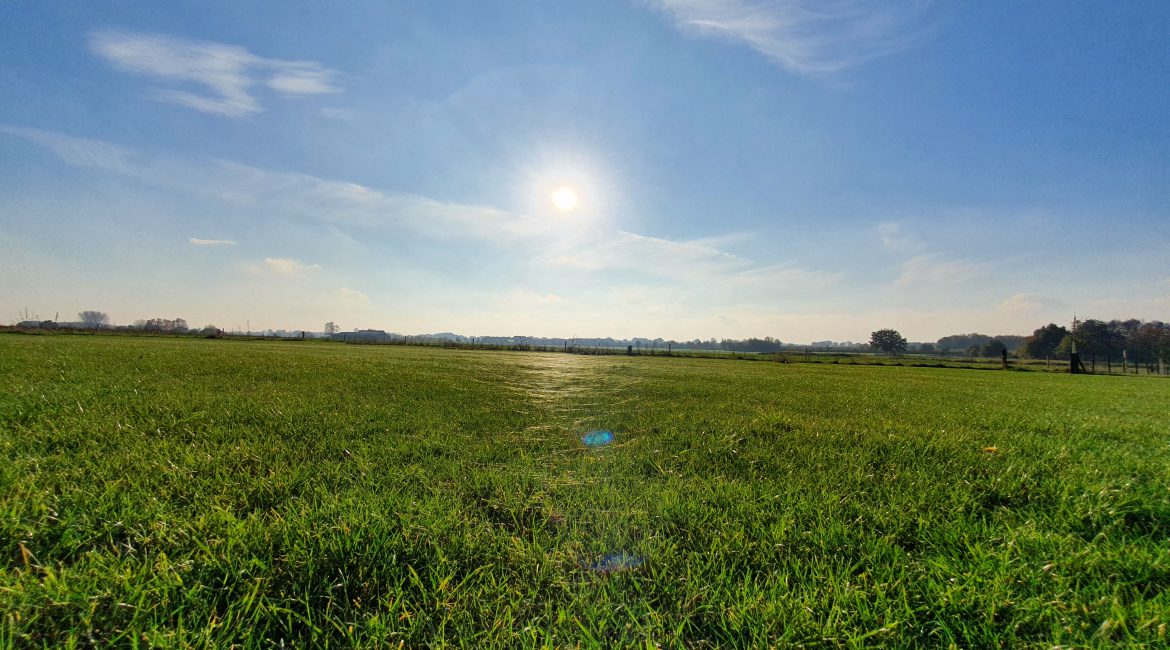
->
[336,329,397,343]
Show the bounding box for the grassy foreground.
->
[1,335,1168,647]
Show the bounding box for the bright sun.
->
[551,186,579,212]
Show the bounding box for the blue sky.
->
[2,1,1168,342]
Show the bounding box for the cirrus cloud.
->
[648,0,934,75]
[262,257,320,275]
[336,287,369,303]
[89,30,341,117]
[189,237,237,246]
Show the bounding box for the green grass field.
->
[2,334,1168,647]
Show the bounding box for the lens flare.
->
[581,430,615,447]
[588,552,643,574]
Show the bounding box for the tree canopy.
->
[1020,324,1068,359]
[870,329,908,355]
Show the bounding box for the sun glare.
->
[551,186,579,212]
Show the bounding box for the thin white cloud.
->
[263,257,320,275]
[541,230,751,277]
[648,0,932,74]
[539,230,835,292]
[998,293,1067,315]
[189,237,237,246]
[724,263,842,290]
[319,107,356,121]
[2,127,545,243]
[894,253,986,288]
[3,125,839,299]
[336,287,369,303]
[876,221,922,253]
[0,126,138,174]
[89,30,341,117]
[499,289,564,307]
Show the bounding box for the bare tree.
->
[79,311,110,329]
[324,321,340,335]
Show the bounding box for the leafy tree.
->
[324,321,340,335]
[138,317,189,333]
[937,332,1025,353]
[1132,322,1169,365]
[981,340,1007,358]
[1077,319,1122,358]
[870,329,908,355]
[1020,323,1068,359]
[937,333,991,352]
[1056,319,1123,367]
[79,310,109,328]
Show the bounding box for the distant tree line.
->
[935,333,1027,356]
[926,319,1169,368]
[132,317,189,332]
[1019,319,1170,368]
[11,309,1168,369]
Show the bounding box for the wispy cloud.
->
[336,287,369,303]
[3,125,839,301]
[894,253,986,288]
[499,289,565,307]
[876,221,922,253]
[0,125,138,173]
[189,237,237,246]
[723,263,843,290]
[541,230,751,277]
[89,30,341,117]
[648,0,932,74]
[319,107,355,121]
[262,258,320,275]
[2,126,545,243]
[539,230,836,291]
[997,293,1067,315]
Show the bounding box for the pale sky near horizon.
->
[1,1,1168,343]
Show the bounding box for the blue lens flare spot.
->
[589,552,643,574]
[581,430,615,447]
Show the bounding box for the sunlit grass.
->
[1,335,1168,646]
